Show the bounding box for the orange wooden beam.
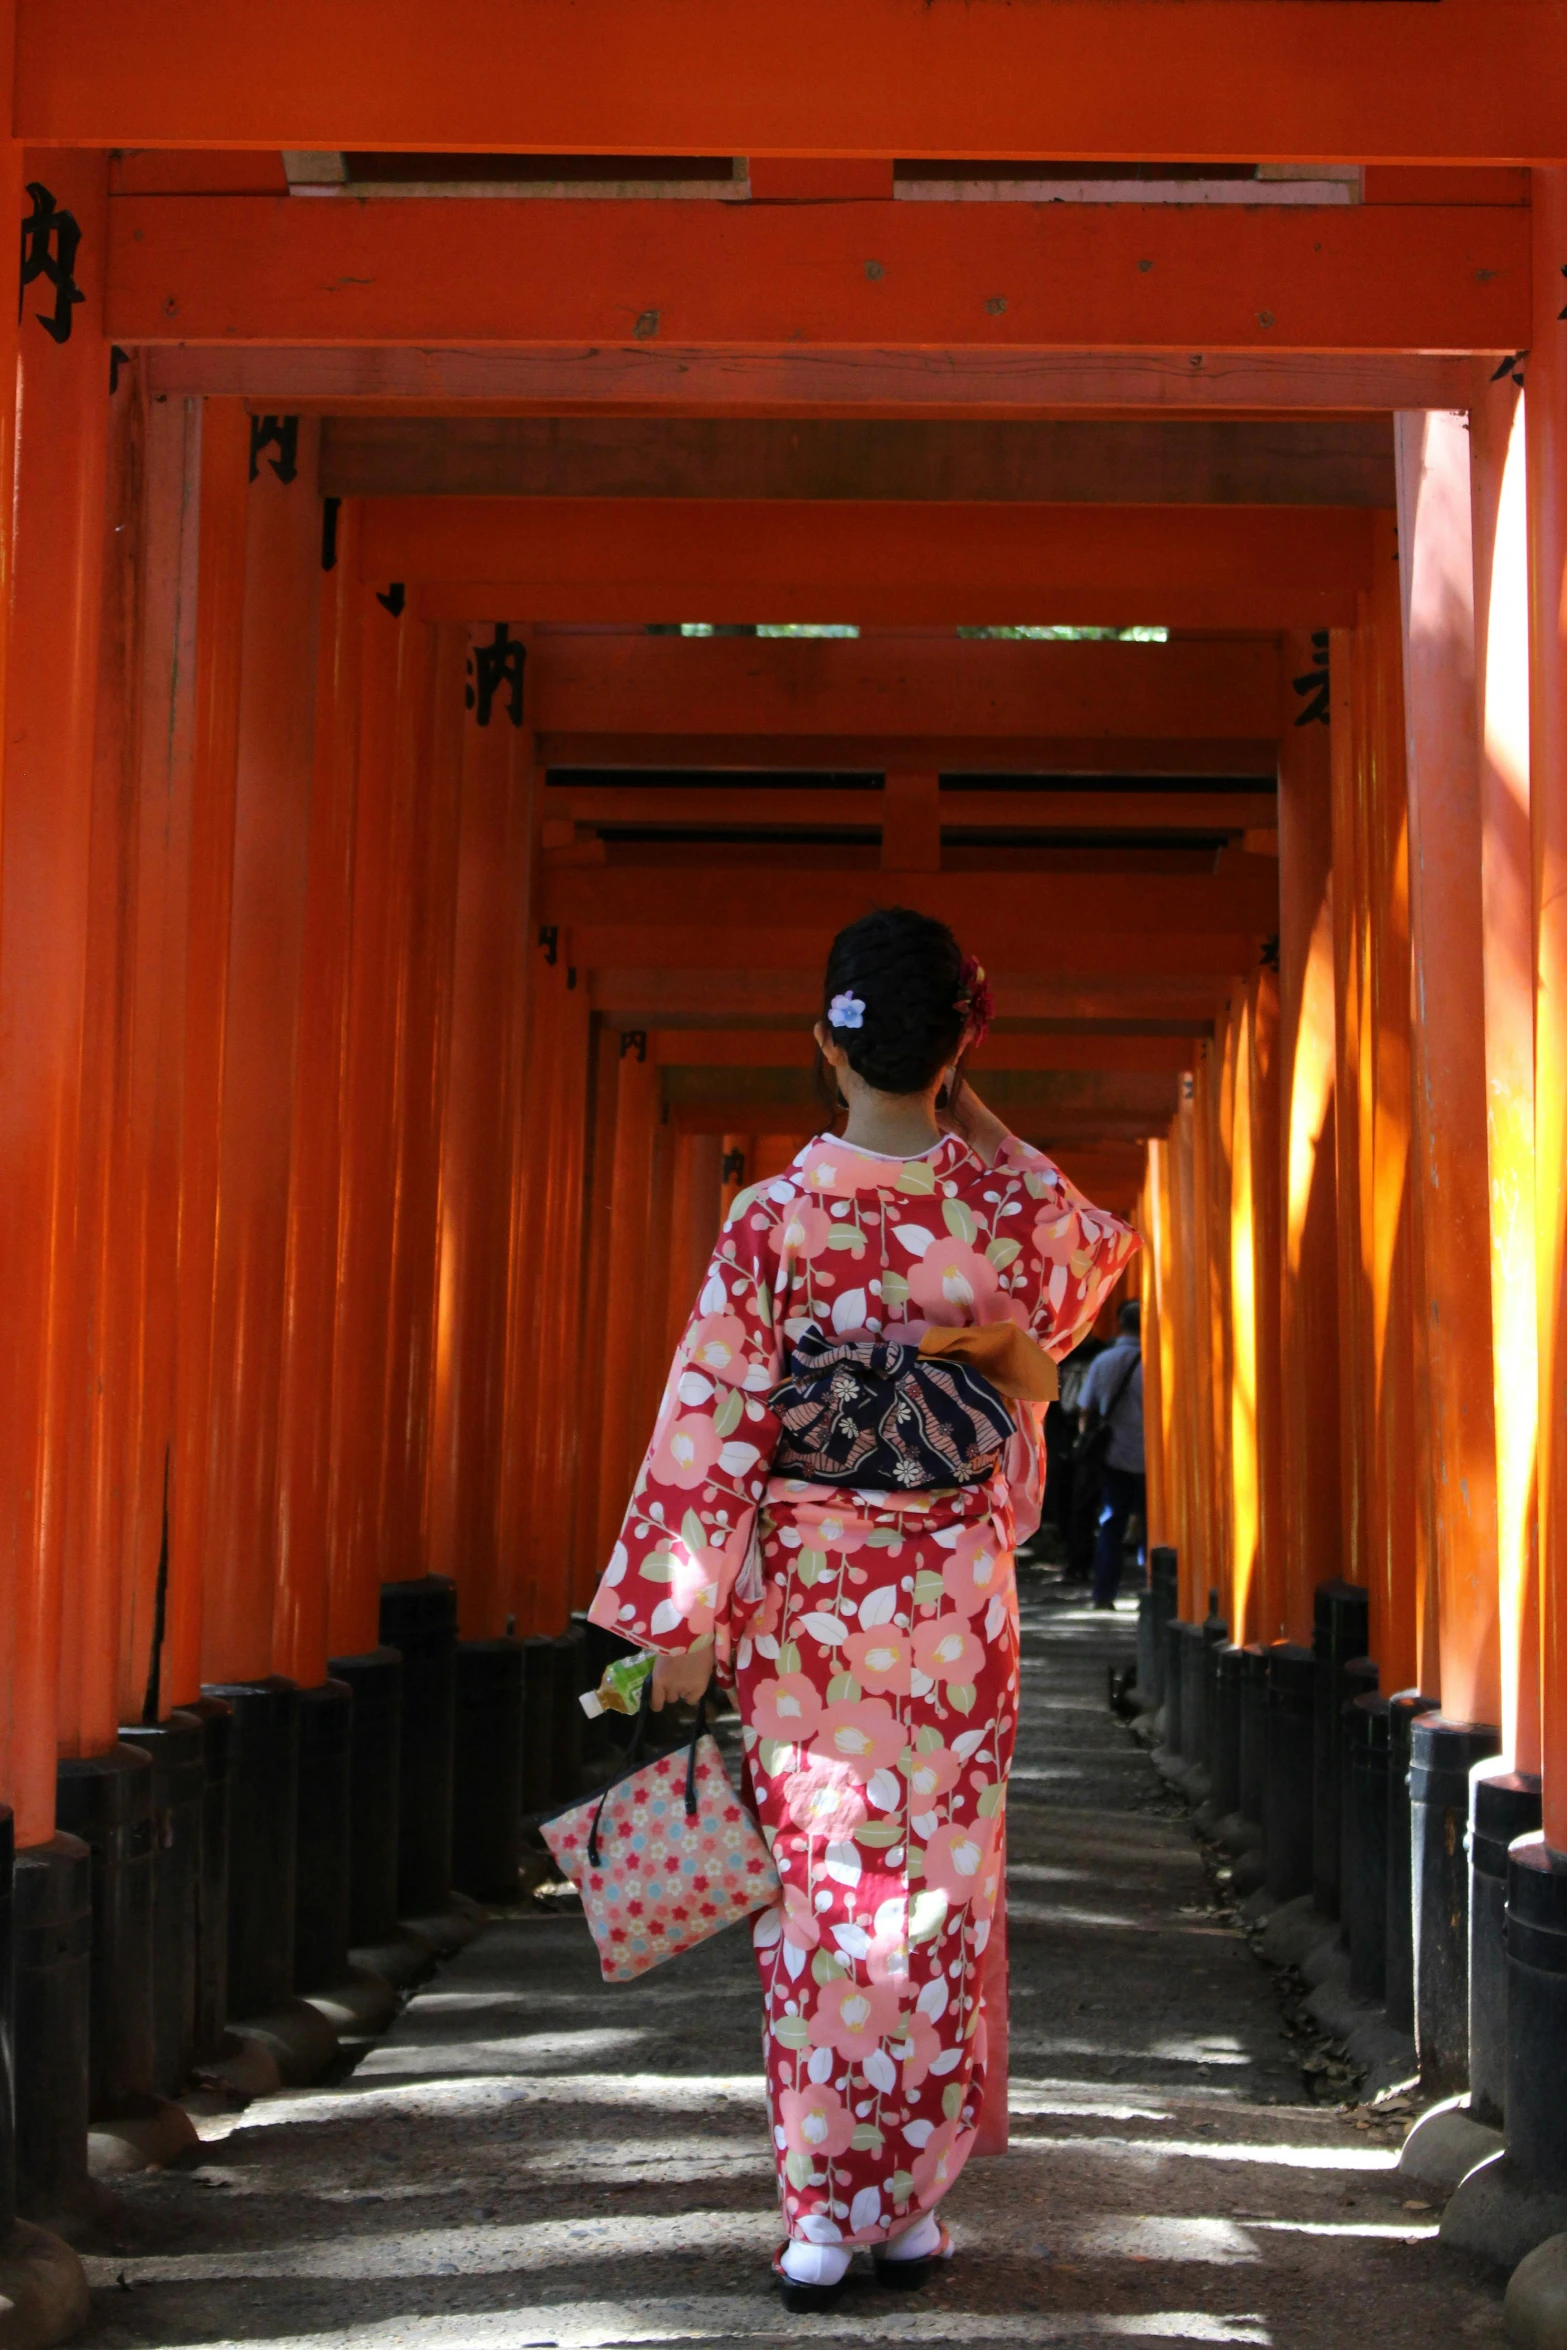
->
[529,633,1283,745]
[369,501,1373,630]
[590,965,1229,1024]
[544,733,1279,778]
[545,858,1275,939]
[144,344,1482,418]
[652,1029,1197,1074]
[549,783,1277,834]
[23,0,1567,163]
[108,195,1528,356]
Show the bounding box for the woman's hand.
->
[941,1075,1011,1168]
[650,1646,715,1711]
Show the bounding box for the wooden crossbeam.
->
[589,966,1227,1026]
[652,1028,1198,1073]
[369,500,1372,627]
[26,1,1565,162]
[108,196,1527,355]
[542,733,1280,777]
[144,345,1483,416]
[544,860,1275,936]
[547,785,1276,834]
[322,417,1398,506]
[529,633,1284,745]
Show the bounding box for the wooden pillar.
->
[0,152,109,1839]
[1143,1137,1174,1554]
[530,954,592,1619]
[1278,632,1341,1642]
[1528,168,1567,1848]
[1473,371,1540,1773]
[273,504,363,1690]
[666,1131,724,1361]
[426,646,533,1640]
[58,343,147,1754]
[1172,1080,1205,1621]
[1228,991,1261,1647]
[326,602,429,1657]
[1250,966,1285,1647]
[592,1043,661,1577]
[377,626,465,1590]
[1362,536,1423,1695]
[1395,409,1502,1726]
[562,1017,622,1609]
[118,390,204,1720]
[201,415,323,1686]
[164,402,250,1709]
[1329,621,1373,1622]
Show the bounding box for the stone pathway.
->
[82,1569,1509,2348]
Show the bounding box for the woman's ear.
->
[813,1019,842,1066]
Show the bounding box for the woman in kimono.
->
[587,907,1136,2308]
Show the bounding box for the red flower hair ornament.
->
[955,954,994,1050]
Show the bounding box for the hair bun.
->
[820,907,968,1096]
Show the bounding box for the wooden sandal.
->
[772,2243,852,2313]
[872,2217,953,2290]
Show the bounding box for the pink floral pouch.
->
[541,1701,780,1982]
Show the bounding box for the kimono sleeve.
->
[586,1190,785,1658]
[995,1133,1140,1360]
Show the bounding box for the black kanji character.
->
[1292,629,1330,728]
[248,414,299,484]
[464,621,526,728]
[19,182,85,344]
[376,581,406,617]
[621,1029,649,1065]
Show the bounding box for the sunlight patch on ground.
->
[132,2305,1272,2348]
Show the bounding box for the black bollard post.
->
[294,1680,355,1994]
[1176,1620,1207,1774]
[0,1807,13,2231]
[1208,1643,1244,1829]
[1410,1714,1500,2094]
[181,1695,233,2058]
[1468,1768,1541,2128]
[520,1634,556,1816]
[1148,1548,1178,1709]
[118,1711,205,2096]
[378,1577,458,1920]
[1503,1834,1567,2190]
[1311,1580,1369,1917]
[1345,1693,1390,2000]
[327,1646,402,1949]
[203,1677,300,2021]
[550,1627,587,1804]
[13,1836,92,2222]
[1160,1619,1189,1760]
[1338,1656,1379,1944]
[1263,1643,1316,1900]
[54,1744,156,2114]
[1238,1643,1269,1838]
[453,1638,525,1900]
[1384,1691,1439,2036]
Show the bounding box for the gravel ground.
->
[81,1567,1508,2349]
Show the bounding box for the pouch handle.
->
[586,1669,715,1870]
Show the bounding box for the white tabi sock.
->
[881,2210,943,2262]
[780,2240,851,2287]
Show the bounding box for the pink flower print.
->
[906,1241,999,1326]
[905,1744,961,1807]
[686,1314,750,1384]
[781,1881,821,1953]
[842,1624,913,1696]
[866,1895,914,1990]
[942,1526,1007,1619]
[893,2010,942,2091]
[921,1817,996,1904]
[808,1976,902,2062]
[912,1616,985,1685]
[791,1503,864,1552]
[784,1755,870,1840]
[650,1414,721,1490]
[797,1147,888,1199]
[752,1673,823,1744]
[910,2119,966,2203]
[767,1199,835,1261]
[812,1696,907,1783]
[778,2082,856,2160]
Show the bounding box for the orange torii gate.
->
[2,9,1567,2334]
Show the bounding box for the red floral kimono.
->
[588,1131,1136,2249]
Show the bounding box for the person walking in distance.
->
[1077,1299,1145,1611]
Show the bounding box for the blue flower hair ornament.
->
[827,992,866,1031]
